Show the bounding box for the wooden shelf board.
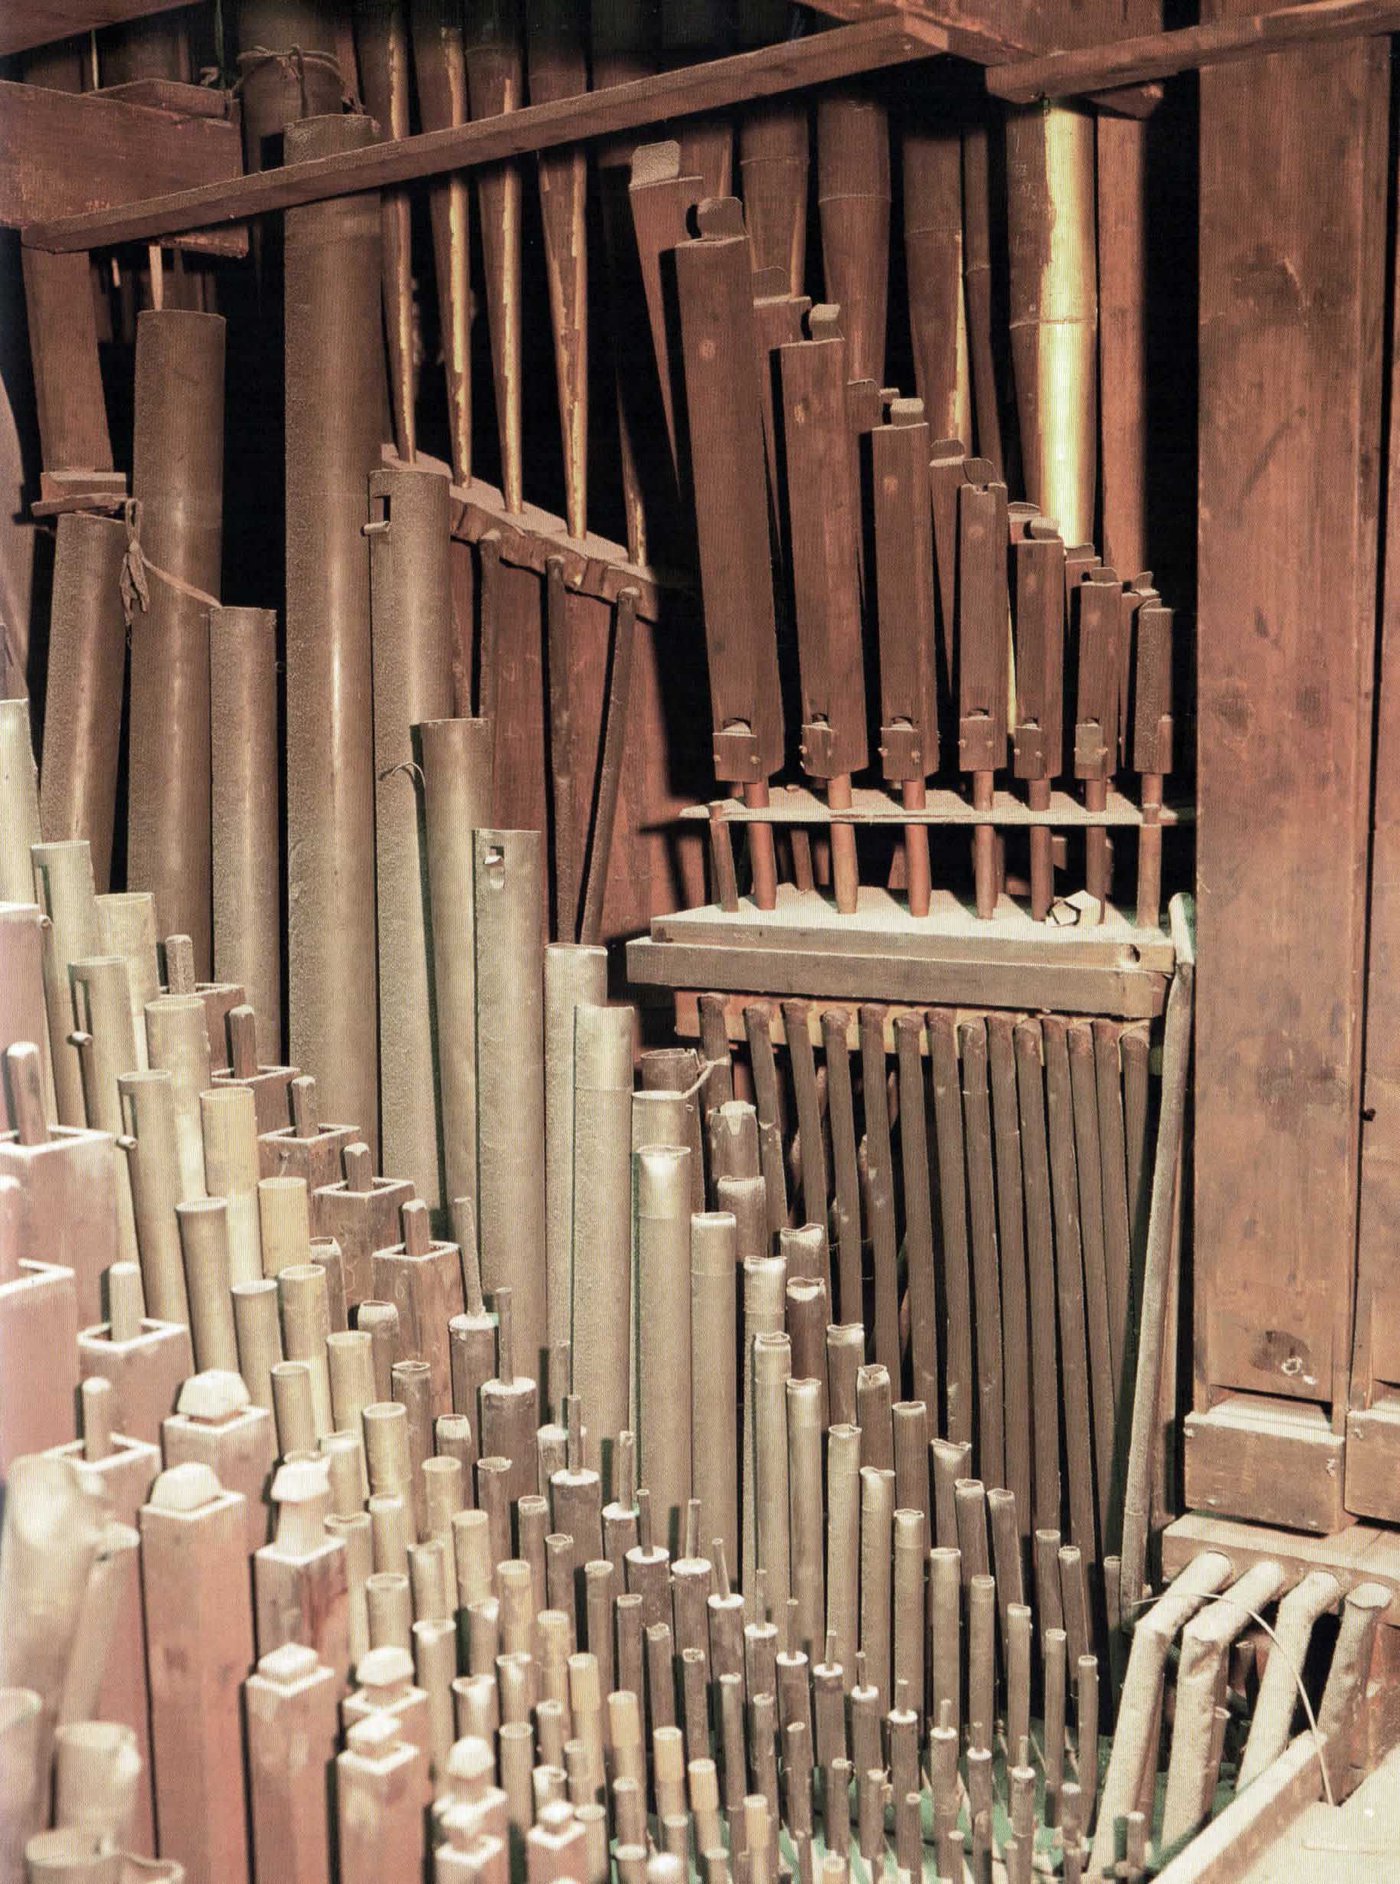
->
[630,886,1173,1019]
[688,783,1187,828]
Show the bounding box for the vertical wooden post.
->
[1189,16,1388,1533]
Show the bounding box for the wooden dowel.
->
[819,1010,862,1327]
[928,1011,973,1446]
[579,589,638,949]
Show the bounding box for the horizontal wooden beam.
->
[25,17,957,252]
[800,0,1163,110]
[0,77,246,257]
[987,0,1400,102]
[0,0,188,59]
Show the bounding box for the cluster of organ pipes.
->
[0,652,1382,1884]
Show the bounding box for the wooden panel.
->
[1183,1396,1349,1535]
[1346,1402,1400,1525]
[1193,23,1386,1417]
[0,78,246,257]
[0,0,189,59]
[1352,38,1400,1487]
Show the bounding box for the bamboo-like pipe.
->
[200,1087,263,1286]
[68,957,139,1265]
[0,699,40,910]
[368,463,455,1206]
[528,0,590,539]
[1159,1559,1286,1850]
[474,829,547,1382]
[1096,116,1147,579]
[858,1465,894,1714]
[32,840,98,1126]
[127,310,224,976]
[409,0,472,484]
[961,119,1002,474]
[1005,103,1097,547]
[355,0,416,463]
[635,1147,693,1553]
[144,992,211,1201]
[927,1545,961,1743]
[691,1211,739,1576]
[737,0,806,296]
[420,719,494,1214]
[39,514,126,891]
[741,1253,786,1613]
[117,1071,188,1323]
[824,1426,860,1692]
[752,1331,791,1620]
[545,946,608,1359]
[96,894,158,1073]
[233,1280,283,1412]
[570,1003,633,1489]
[177,1199,238,1373]
[1236,1570,1340,1788]
[816,90,889,387]
[903,120,971,446]
[1087,1550,1233,1876]
[208,608,281,1061]
[284,111,383,1154]
[279,1264,334,1438]
[465,0,525,514]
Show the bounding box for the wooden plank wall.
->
[1192,13,1387,1473]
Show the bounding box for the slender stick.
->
[579,589,638,948]
[928,1010,973,1447]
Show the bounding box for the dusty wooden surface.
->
[1192,15,1385,1441]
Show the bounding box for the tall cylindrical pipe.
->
[1005,104,1097,548]
[570,1001,633,1489]
[420,717,494,1214]
[39,512,127,891]
[544,944,608,1357]
[210,607,281,1062]
[31,840,98,1126]
[0,698,41,908]
[474,828,547,1384]
[634,1144,692,1553]
[284,111,383,1154]
[369,464,454,1208]
[127,309,225,975]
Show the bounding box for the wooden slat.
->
[988,0,1400,104]
[0,78,246,257]
[24,18,956,252]
[1193,17,1386,1423]
[802,0,1164,110]
[0,0,190,59]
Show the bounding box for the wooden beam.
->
[0,0,188,60]
[802,0,1163,109]
[26,18,1015,252]
[988,0,1400,103]
[0,77,246,257]
[1192,18,1386,1453]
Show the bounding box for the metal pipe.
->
[39,514,126,890]
[127,310,224,975]
[283,111,383,1152]
[210,608,282,1063]
[369,463,455,1205]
